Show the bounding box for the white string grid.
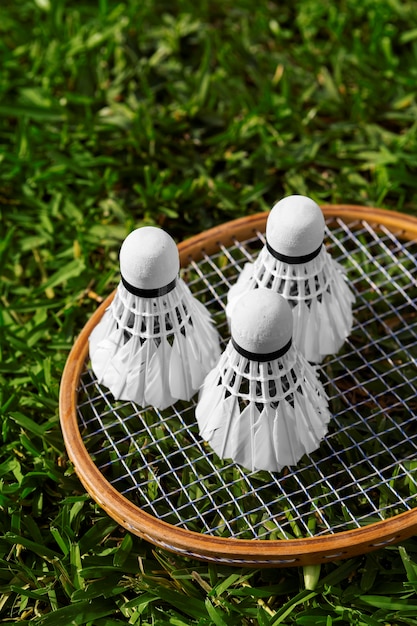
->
[77,218,417,541]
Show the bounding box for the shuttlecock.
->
[196,288,331,473]
[227,195,355,363]
[89,226,221,410]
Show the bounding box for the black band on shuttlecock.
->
[121,274,177,298]
[266,240,323,265]
[231,337,292,362]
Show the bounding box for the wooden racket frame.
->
[59,205,417,567]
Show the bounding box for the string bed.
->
[74,215,417,556]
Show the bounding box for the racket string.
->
[76,218,417,540]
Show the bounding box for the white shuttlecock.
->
[196,289,331,473]
[89,226,221,410]
[227,195,355,363]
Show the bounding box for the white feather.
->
[252,405,279,472]
[169,334,192,401]
[196,365,228,437]
[123,340,148,406]
[196,336,332,473]
[89,330,122,387]
[273,399,301,468]
[227,245,355,362]
[89,278,221,409]
[144,340,173,410]
[225,402,257,469]
[206,395,240,460]
[225,263,254,322]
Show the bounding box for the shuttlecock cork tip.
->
[119,226,180,291]
[266,195,325,258]
[231,289,293,356]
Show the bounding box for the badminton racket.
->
[59,205,417,567]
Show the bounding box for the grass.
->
[1,0,417,623]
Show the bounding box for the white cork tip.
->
[266,195,325,257]
[230,289,293,355]
[119,226,180,290]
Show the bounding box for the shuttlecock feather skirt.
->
[196,342,331,473]
[89,279,221,409]
[227,245,355,363]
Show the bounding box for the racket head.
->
[59,205,417,567]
